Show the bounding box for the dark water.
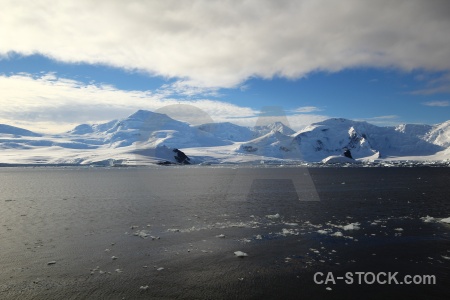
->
[0,166,449,299]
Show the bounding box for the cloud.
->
[411,73,450,95]
[365,115,400,120]
[0,73,256,132]
[291,106,322,113]
[0,73,329,132]
[422,100,450,107]
[1,0,450,88]
[156,80,221,98]
[358,115,402,126]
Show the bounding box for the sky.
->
[1,0,450,133]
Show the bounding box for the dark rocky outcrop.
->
[173,149,191,164]
[343,148,353,159]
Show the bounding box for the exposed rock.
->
[173,149,191,164]
[343,149,353,159]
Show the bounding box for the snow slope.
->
[292,118,444,161]
[195,122,257,142]
[424,120,450,148]
[1,111,449,165]
[0,124,41,137]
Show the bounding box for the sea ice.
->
[234,251,248,257]
[440,217,450,224]
[342,222,360,230]
[421,216,436,223]
[281,228,298,236]
[134,230,150,238]
[331,231,343,237]
[266,213,280,219]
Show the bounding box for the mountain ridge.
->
[1,110,450,165]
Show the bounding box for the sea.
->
[0,166,449,299]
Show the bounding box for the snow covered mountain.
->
[0,124,41,137]
[235,118,446,162]
[424,120,450,148]
[68,110,231,148]
[195,122,257,142]
[293,118,444,161]
[195,121,295,142]
[1,110,450,165]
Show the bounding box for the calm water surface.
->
[0,166,449,299]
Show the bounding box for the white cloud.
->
[412,73,450,95]
[157,80,221,98]
[1,0,450,88]
[359,115,402,126]
[0,73,328,132]
[0,73,257,132]
[365,115,400,120]
[422,100,450,107]
[291,106,322,113]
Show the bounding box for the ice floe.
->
[421,215,450,224]
[234,251,248,257]
[341,222,360,230]
[280,228,299,236]
[330,231,343,237]
[266,213,280,219]
[421,215,436,223]
[440,217,450,224]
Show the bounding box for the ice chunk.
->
[342,222,360,230]
[281,228,298,236]
[284,223,298,226]
[216,234,225,238]
[266,213,280,219]
[421,216,436,223]
[331,231,343,237]
[394,228,404,231]
[134,230,150,239]
[140,285,149,290]
[440,217,450,224]
[234,251,248,257]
